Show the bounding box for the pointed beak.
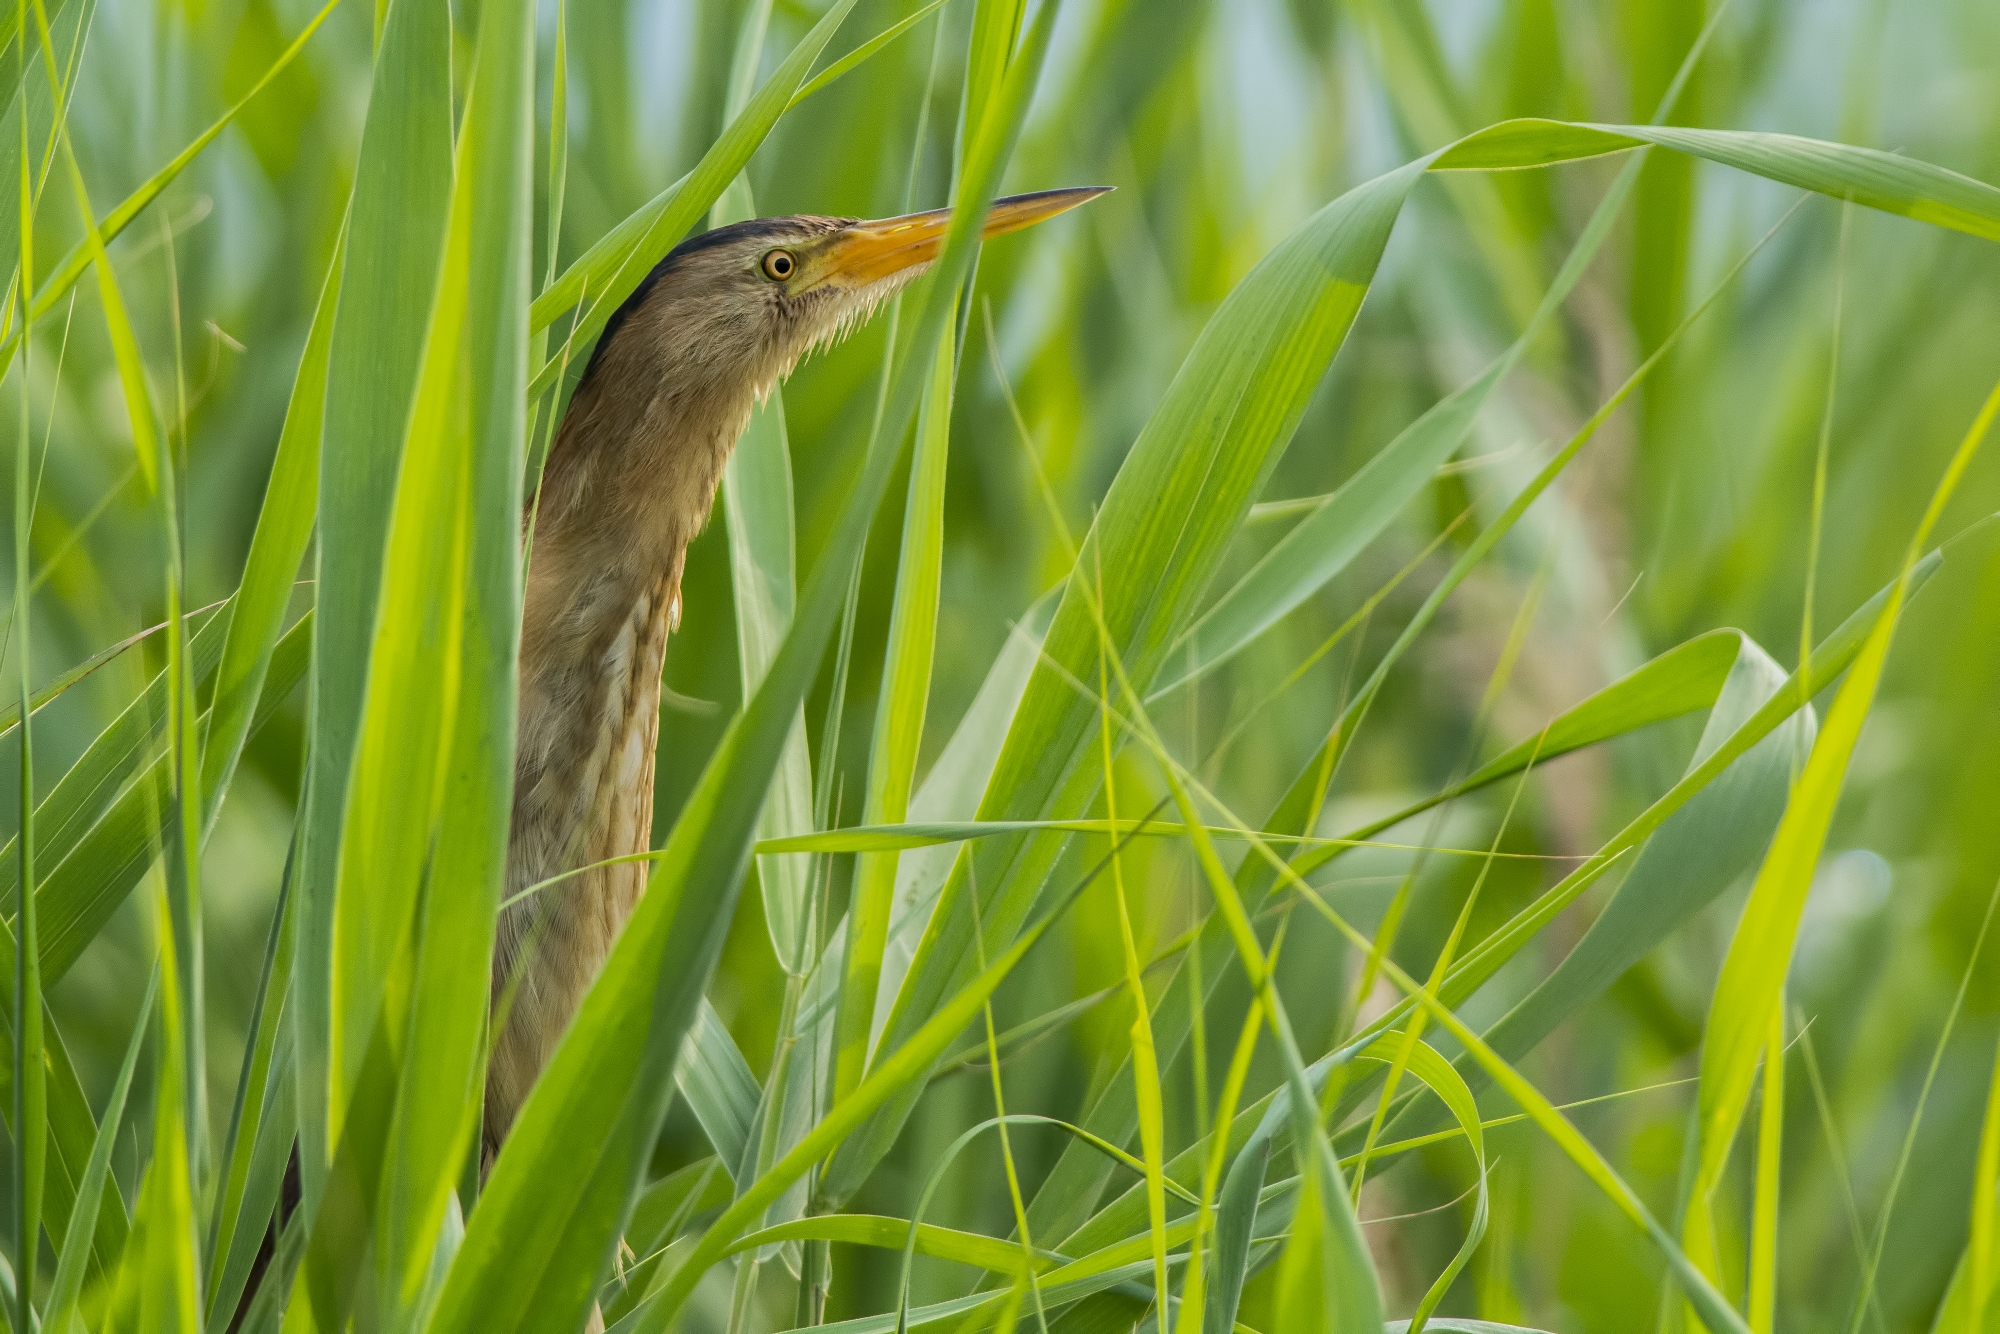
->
[818,186,1110,288]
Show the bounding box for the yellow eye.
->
[761,249,796,281]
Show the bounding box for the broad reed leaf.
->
[673,997,761,1176]
[318,0,535,1320]
[296,0,453,1214]
[1154,142,1641,694]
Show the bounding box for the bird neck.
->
[514,368,755,839]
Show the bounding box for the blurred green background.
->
[9,0,2000,1327]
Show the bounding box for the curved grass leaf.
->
[1434,120,2000,242]
[1354,1034,1486,1332]
[725,1211,1052,1275]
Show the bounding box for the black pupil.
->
[769,252,792,277]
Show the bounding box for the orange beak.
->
[819,187,1110,287]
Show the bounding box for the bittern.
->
[487,186,1106,1155]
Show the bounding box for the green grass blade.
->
[726,1211,1052,1274]
[1969,1031,2000,1328]
[203,859,296,1327]
[42,968,153,1334]
[673,998,760,1177]
[10,5,43,1317]
[837,320,954,1101]
[1748,1004,1783,1333]
[51,64,203,1322]
[295,0,452,1218]
[197,237,339,834]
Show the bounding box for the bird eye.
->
[761,249,796,281]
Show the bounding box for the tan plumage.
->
[486,189,1107,1157]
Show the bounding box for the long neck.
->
[488,362,751,1150]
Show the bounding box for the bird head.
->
[573,186,1110,418]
